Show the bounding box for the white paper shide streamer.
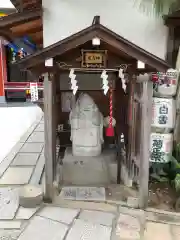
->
[101,70,109,95]
[69,69,78,95]
[119,68,126,93]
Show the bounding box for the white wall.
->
[42,0,168,60]
[0,0,14,8]
[0,105,42,164]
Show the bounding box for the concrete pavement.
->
[0,200,179,240]
[0,106,179,239]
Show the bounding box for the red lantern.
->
[151,74,159,83]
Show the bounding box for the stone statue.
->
[69,93,104,156]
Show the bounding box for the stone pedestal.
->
[61,148,117,185]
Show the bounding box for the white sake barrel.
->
[150,133,173,163]
[154,69,179,97]
[151,97,176,132]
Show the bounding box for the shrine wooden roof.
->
[0,1,42,47]
[16,19,170,73]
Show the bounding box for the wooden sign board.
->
[81,50,107,68]
[30,82,39,102]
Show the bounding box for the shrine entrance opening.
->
[57,69,128,183]
[16,17,169,208]
[43,66,145,207]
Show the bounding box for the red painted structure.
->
[4,81,43,91]
[0,42,43,102]
[0,7,43,102]
[0,39,8,101]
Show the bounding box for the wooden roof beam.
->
[11,19,42,34]
[0,8,42,28]
[29,30,43,40]
[28,31,43,44]
[12,25,43,38]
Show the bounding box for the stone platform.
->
[62,147,117,185]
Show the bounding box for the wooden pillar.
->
[139,75,153,209]
[0,39,7,103]
[174,69,180,144]
[43,72,56,202]
[127,74,136,167]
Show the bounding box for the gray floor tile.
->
[66,219,112,240]
[19,133,31,143]
[0,221,21,229]
[18,216,68,240]
[27,132,44,143]
[0,229,22,240]
[20,143,44,153]
[16,206,39,220]
[0,142,24,177]
[35,124,44,132]
[38,206,79,225]
[11,153,40,166]
[0,188,19,220]
[0,167,34,185]
[19,124,37,143]
[79,210,115,226]
[116,213,141,239]
[30,154,45,185]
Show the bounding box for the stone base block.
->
[62,148,116,185]
[19,185,43,208]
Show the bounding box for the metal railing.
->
[4,82,44,91]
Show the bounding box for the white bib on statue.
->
[69,93,104,156]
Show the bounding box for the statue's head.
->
[78,94,98,112]
[69,93,103,127]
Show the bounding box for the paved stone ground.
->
[0,116,45,187]
[0,114,179,239]
[0,200,179,240]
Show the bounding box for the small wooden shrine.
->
[16,17,170,208]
